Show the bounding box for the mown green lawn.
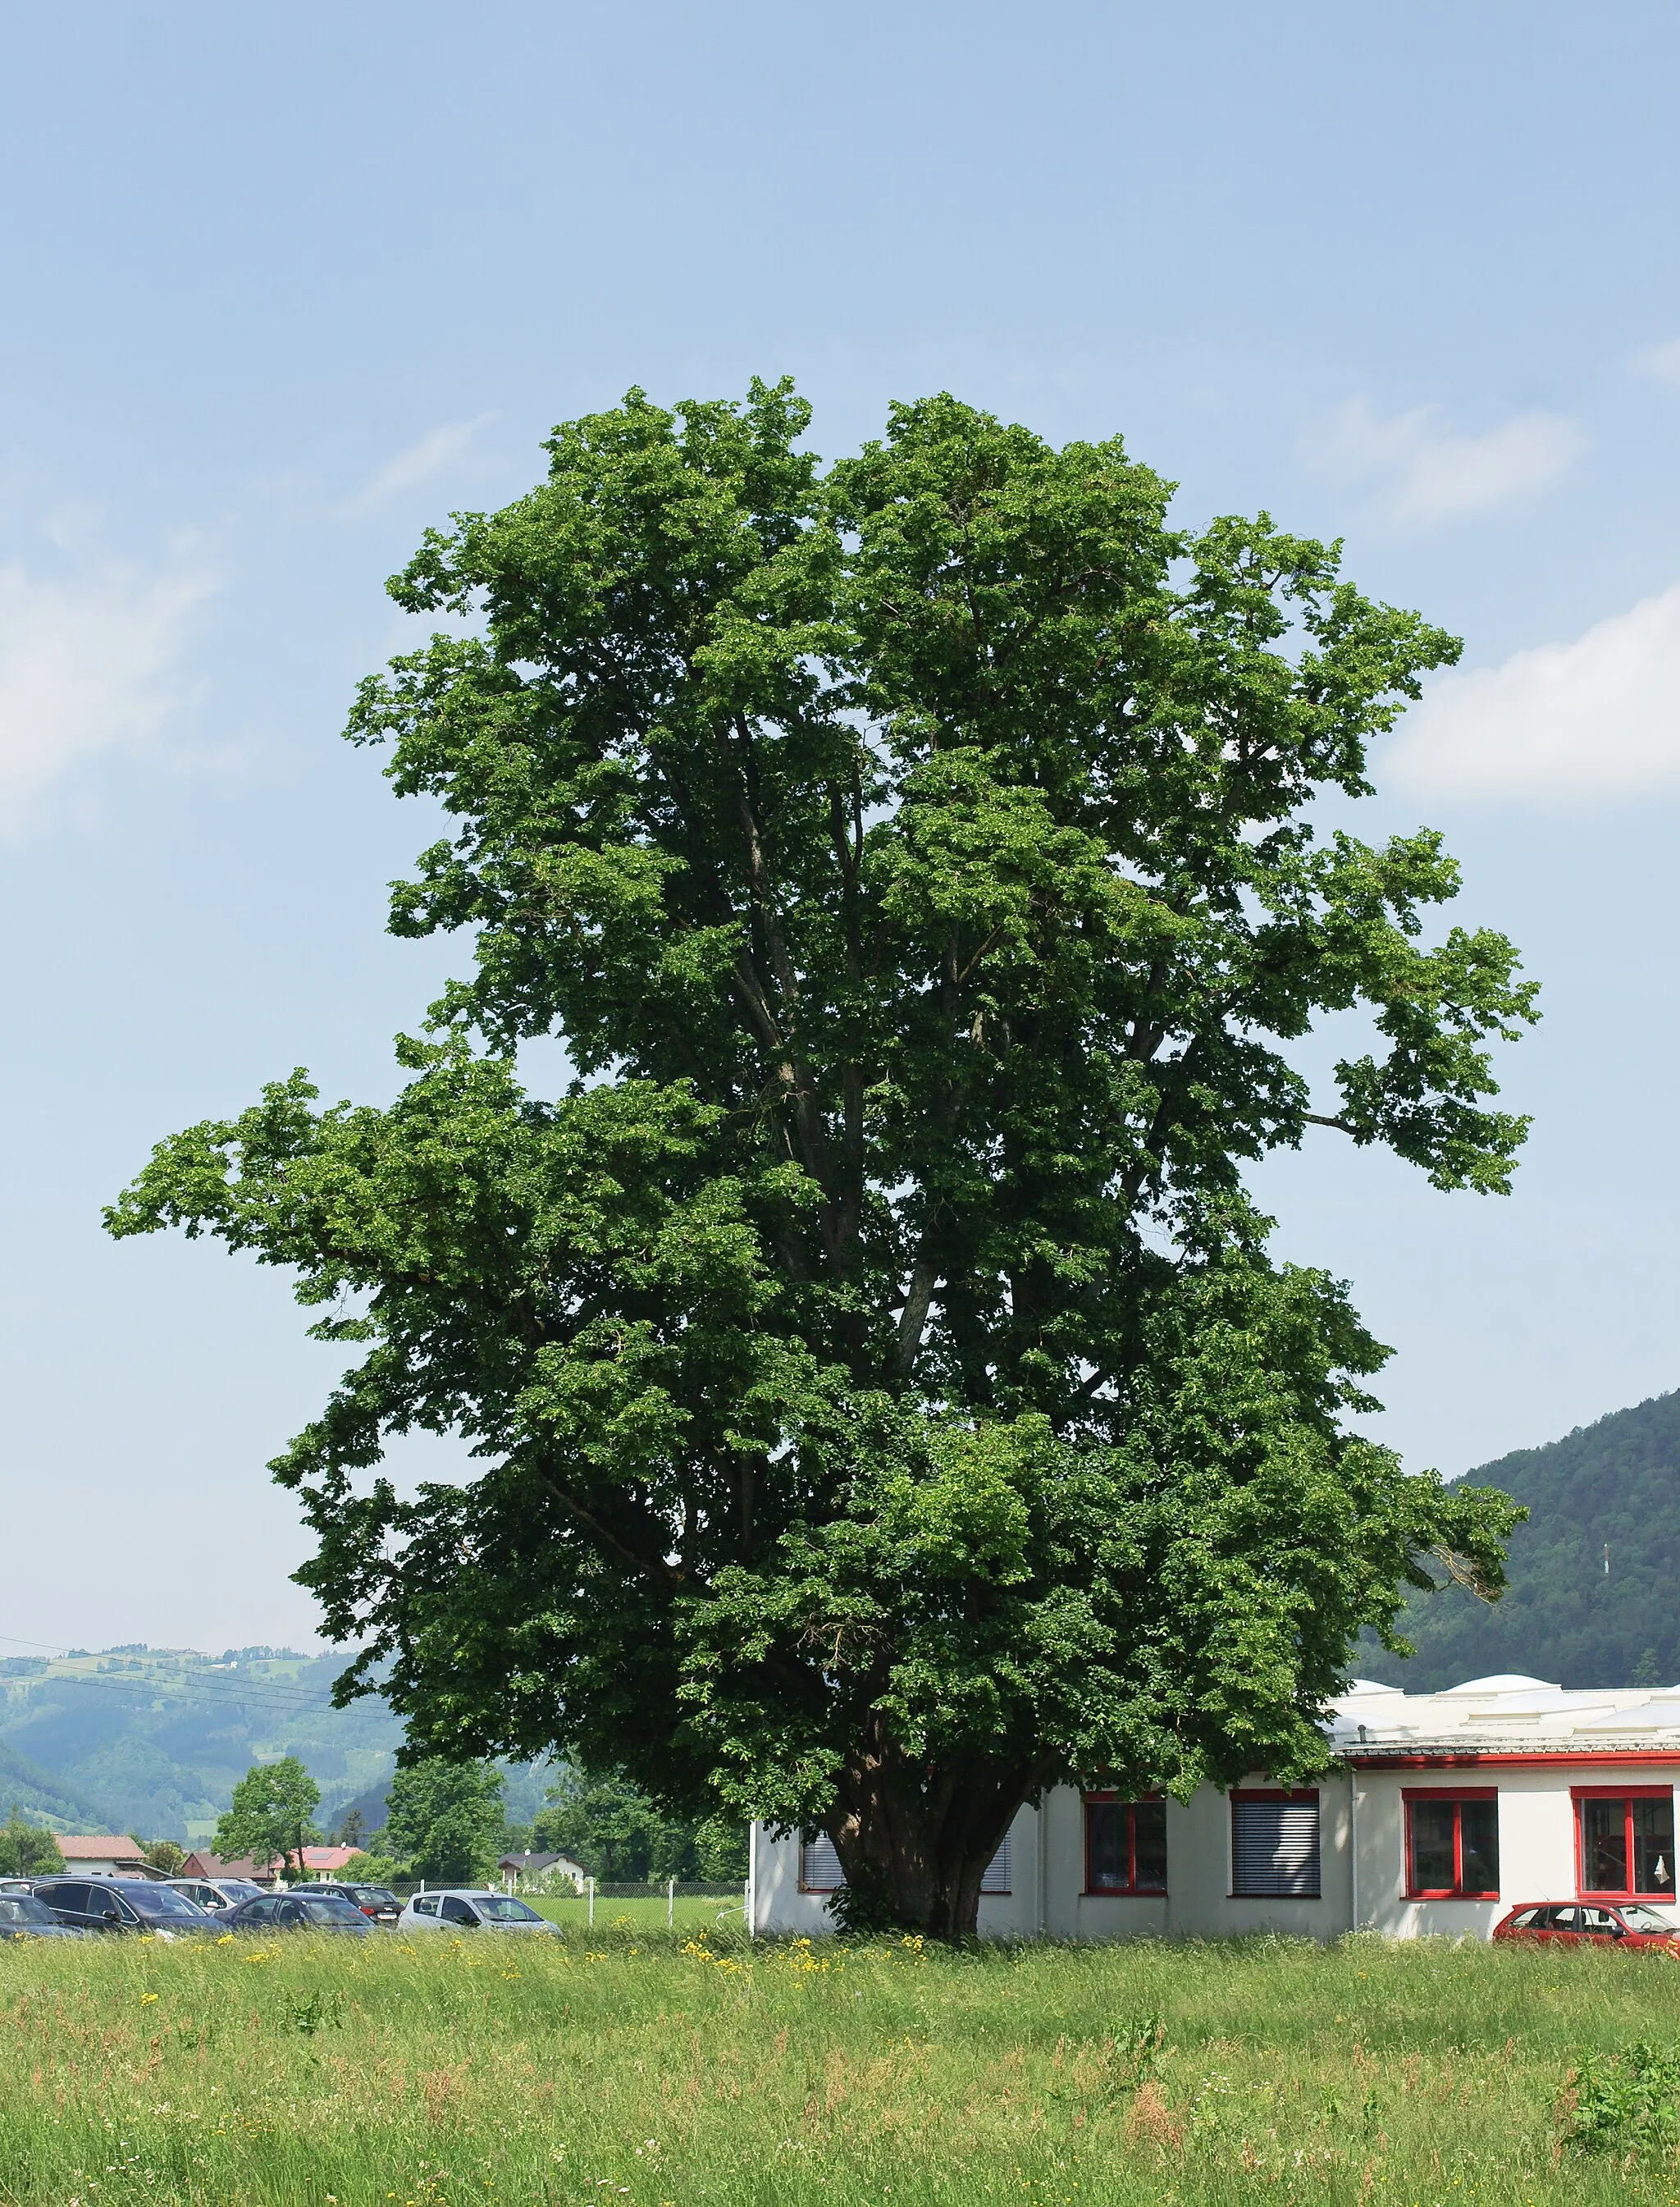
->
[4,1925,1680,2205]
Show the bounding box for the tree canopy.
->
[0,1807,62,1879]
[214,1757,321,1879]
[109,382,1532,1935]
[381,1757,505,1885]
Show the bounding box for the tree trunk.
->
[826,1729,1046,1941]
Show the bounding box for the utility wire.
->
[0,1640,380,1722]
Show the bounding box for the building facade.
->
[750,1675,1680,1940]
[54,1835,152,1879]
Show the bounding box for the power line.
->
[5,1673,363,1719]
[0,1673,362,1725]
[0,1639,384,1724]
[0,1629,325,1656]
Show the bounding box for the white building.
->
[54,1835,154,1879]
[750,1675,1680,1940]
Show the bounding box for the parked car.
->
[0,1891,89,1940]
[1493,1901,1680,1946]
[216,1890,375,1935]
[304,1880,402,1925]
[399,1889,557,1935]
[164,1876,267,1914]
[31,1876,215,1940]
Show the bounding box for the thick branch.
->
[896,1246,938,1375]
[529,1470,687,1588]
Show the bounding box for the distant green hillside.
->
[0,1736,105,1832]
[0,1647,404,1842]
[0,1647,557,1844]
[1361,1389,1680,1693]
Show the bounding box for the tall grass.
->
[3,1925,1680,2205]
[527,1895,744,1934]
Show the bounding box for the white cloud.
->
[1315,399,1586,523]
[0,560,215,821]
[349,414,496,509]
[1630,337,1680,386]
[1386,582,1680,799]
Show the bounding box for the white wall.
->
[1354,1763,1680,1938]
[751,1807,1041,1938]
[753,1764,1677,1941]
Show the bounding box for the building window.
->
[798,1832,1013,1896]
[981,1833,1012,1896]
[1574,1789,1676,1898]
[799,1835,845,1893]
[1230,1789,1320,1897]
[1404,1790,1499,1897]
[1084,1794,1166,1894]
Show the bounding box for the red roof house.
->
[179,1844,362,1885]
[54,1836,150,1876]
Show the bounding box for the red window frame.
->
[1082,1792,1166,1896]
[1573,1786,1675,1899]
[1402,1788,1499,1899]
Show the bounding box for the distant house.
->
[497,1850,588,1892]
[56,1835,153,1878]
[293,1845,363,1877]
[179,1844,363,1886]
[179,1849,275,1885]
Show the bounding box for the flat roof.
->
[1331,1677,1680,1758]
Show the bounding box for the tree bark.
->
[824,1725,1043,1940]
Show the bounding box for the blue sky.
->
[4,0,1680,1651]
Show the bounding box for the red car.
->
[1493,1901,1680,1946]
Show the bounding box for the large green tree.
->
[214,1757,321,1880]
[381,1758,506,1885]
[109,383,1532,1937]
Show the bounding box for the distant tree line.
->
[184,1752,749,1890]
[0,1805,61,1877]
[523,1771,746,1883]
[346,1762,747,1887]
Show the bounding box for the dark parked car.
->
[217,1890,374,1935]
[304,1880,402,1925]
[1493,1901,1680,1948]
[31,1876,215,1940]
[0,1891,89,1940]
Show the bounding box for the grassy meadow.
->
[527,1895,747,1935]
[5,1926,1680,2206]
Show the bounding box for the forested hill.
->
[0,1647,404,1844]
[1360,1389,1680,1693]
[0,1647,558,1845]
[0,1736,103,1830]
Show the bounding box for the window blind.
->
[799,1833,1012,1894]
[1231,1795,1320,1897]
[980,1834,1011,1894]
[799,1836,845,1891]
